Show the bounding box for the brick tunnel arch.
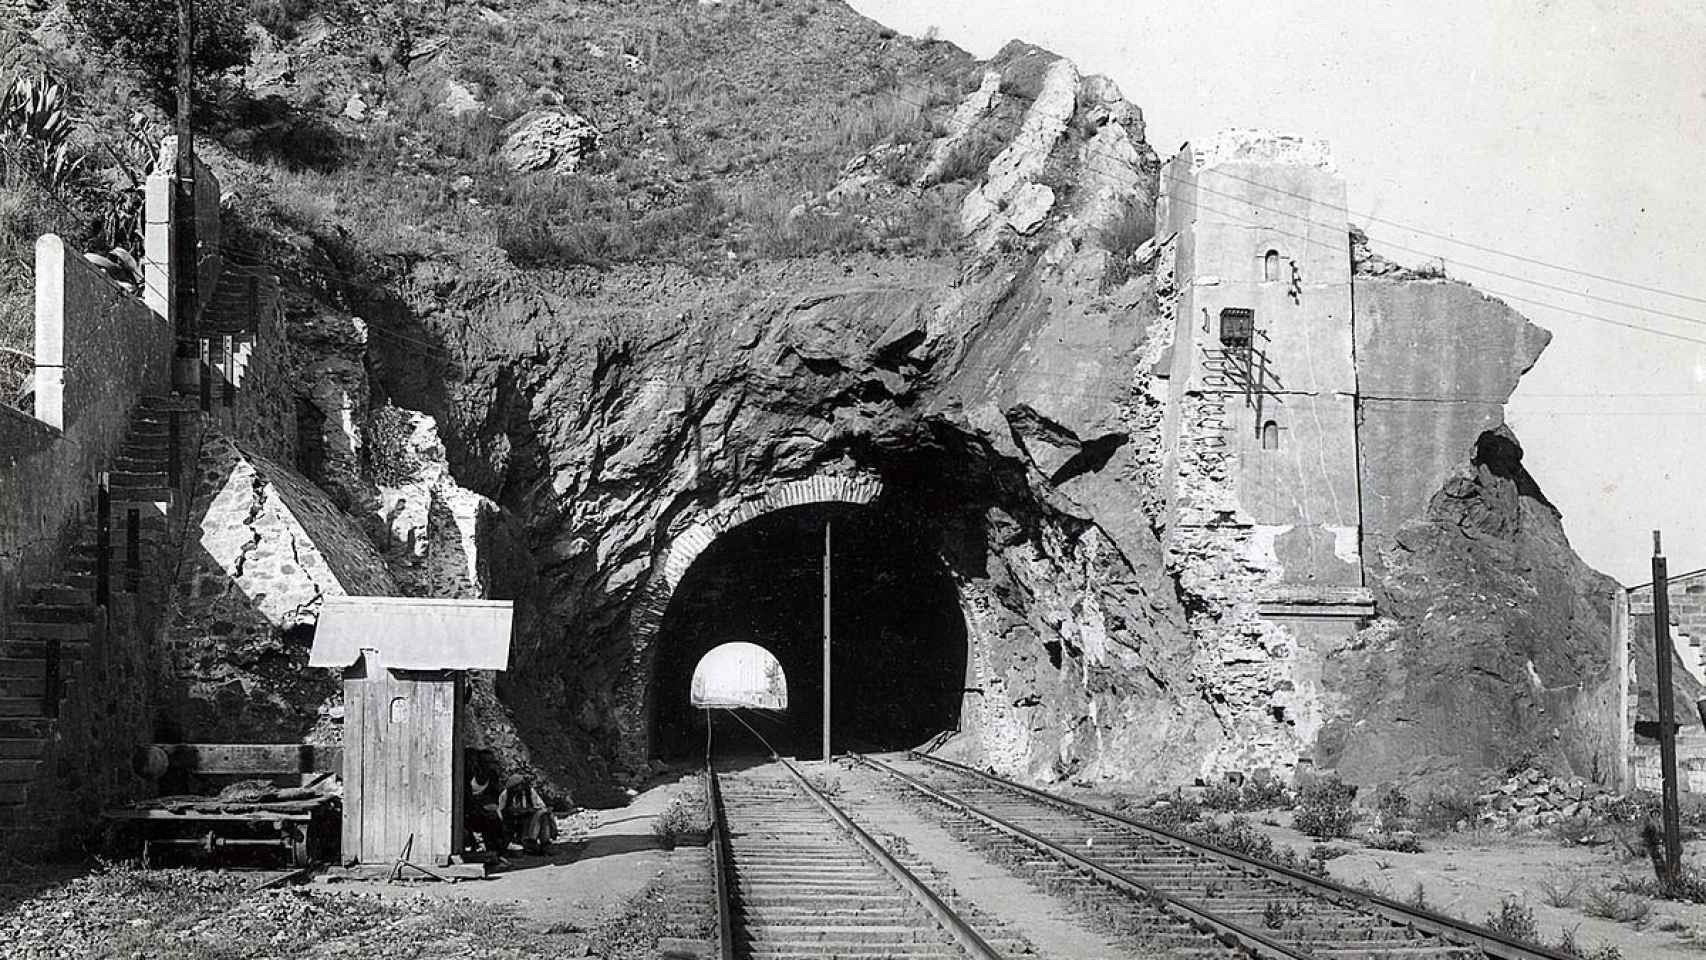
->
[629,472,971,761]
[623,474,885,760]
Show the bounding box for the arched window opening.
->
[1263,249,1281,282]
[1261,420,1281,450]
[691,642,789,710]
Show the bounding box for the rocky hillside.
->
[4,0,1631,799]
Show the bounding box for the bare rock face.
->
[1318,428,1624,788]
[197,5,1619,799]
[421,214,1216,791]
[165,432,398,741]
[498,110,601,175]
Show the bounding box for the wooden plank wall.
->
[342,651,463,866]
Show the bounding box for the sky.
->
[851,0,1706,585]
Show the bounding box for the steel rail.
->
[704,758,736,960]
[860,752,1310,960]
[723,711,1007,960]
[910,751,1576,960]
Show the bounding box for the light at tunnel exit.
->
[691,642,789,710]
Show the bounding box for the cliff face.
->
[411,85,1225,788]
[18,0,1627,797]
[1327,275,1625,789]
[1323,427,1625,787]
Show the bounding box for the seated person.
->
[498,773,559,854]
[465,759,509,861]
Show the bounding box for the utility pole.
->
[1653,530,1683,883]
[173,0,198,353]
[822,519,832,763]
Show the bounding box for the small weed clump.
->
[1293,775,1360,839]
[1141,789,1203,831]
[1364,831,1424,854]
[1261,899,1301,930]
[1484,896,1539,942]
[651,795,705,851]
[1192,815,1326,878]
[1199,777,1294,813]
[1554,926,1626,960]
[1615,868,1706,904]
[1537,874,1585,908]
[1582,885,1653,925]
[926,129,1003,185]
[1407,881,1430,911]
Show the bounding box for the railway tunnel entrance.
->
[649,499,968,760]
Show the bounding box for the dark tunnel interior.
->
[649,500,968,759]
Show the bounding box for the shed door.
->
[344,653,464,865]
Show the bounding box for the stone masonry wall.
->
[2,237,173,632]
[1628,570,1706,792]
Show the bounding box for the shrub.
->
[1142,789,1202,830]
[1582,886,1652,925]
[66,0,253,102]
[1554,925,1625,960]
[1374,786,1411,823]
[1615,868,1706,904]
[1202,780,1242,811]
[1192,815,1324,877]
[1,72,81,196]
[928,129,1003,185]
[1200,777,1294,813]
[1365,831,1424,854]
[652,797,703,851]
[1261,899,1299,930]
[1485,896,1539,942]
[1414,787,1479,834]
[1293,775,1360,839]
[1096,202,1153,287]
[1240,777,1293,810]
[1537,874,1584,908]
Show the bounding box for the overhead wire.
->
[1188,161,1706,307]
[1175,171,1706,331]
[863,85,1706,346]
[1165,189,1706,348]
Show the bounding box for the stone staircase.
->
[0,394,195,847]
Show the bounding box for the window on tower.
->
[1263,249,1281,282]
[1261,420,1281,450]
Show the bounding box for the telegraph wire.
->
[863,86,1706,338]
[1176,171,1706,330]
[1189,162,1706,307]
[1166,189,1706,348]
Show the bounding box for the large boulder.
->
[498,111,601,175]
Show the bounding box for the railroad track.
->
[706,716,1027,960]
[858,752,1576,960]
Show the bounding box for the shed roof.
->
[309,596,513,671]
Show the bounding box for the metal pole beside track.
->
[822,518,831,762]
[1654,530,1684,882]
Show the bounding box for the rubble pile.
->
[1476,767,1622,829]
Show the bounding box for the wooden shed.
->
[309,596,513,870]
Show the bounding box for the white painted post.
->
[32,235,66,431]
